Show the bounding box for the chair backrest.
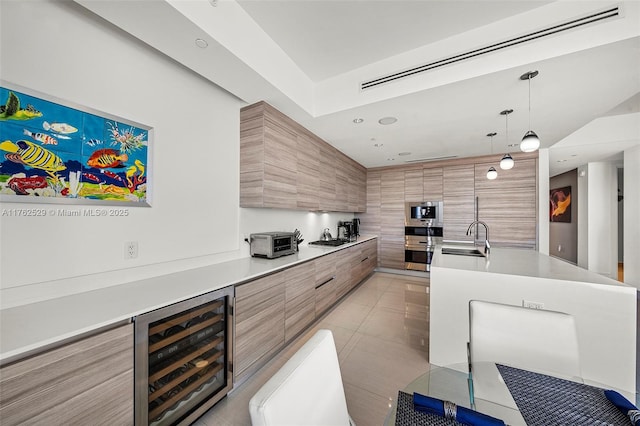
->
[468,300,581,378]
[249,329,352,426]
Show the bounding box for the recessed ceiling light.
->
[557,159,568,162]
[386,157,395,161]
[507,143,519,148]
[398,152,411,156]
[373,143,384,148]
[195,38,208,48]
[353,118,364,124]
[378,117,397,125]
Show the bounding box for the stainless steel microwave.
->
[249,232,296,258]
[405,201,444,227]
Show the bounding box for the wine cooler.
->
[134,287,234,425]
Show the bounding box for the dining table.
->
[385,362,638,426]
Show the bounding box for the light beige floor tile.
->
[341,333,429,401]
[344,382,395,426]
[321,299,373,331]
[358,305,429,352]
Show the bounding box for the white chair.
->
[249,329,355,426]
[468,299,581,378]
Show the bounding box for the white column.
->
[624,145,640,288]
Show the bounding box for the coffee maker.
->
[337,219,360,242]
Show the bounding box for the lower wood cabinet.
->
[314,252,338,316]
[234,272,285,382]
[0,323,134,426]
[284,261,316,341]
[234,239,377,384]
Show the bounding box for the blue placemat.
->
[395,391,464,426]
[496,364,632,425]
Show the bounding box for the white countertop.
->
[0,236,376,365]
[432,243,630,289]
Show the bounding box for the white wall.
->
[624,145,640,288]
[576,162,619,278]
[0,0,353,308]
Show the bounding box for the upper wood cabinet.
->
[423,167,443,201]
[443,164,476,242]
[240,102,366,212]
[474,158,537,248]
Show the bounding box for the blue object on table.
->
[413,392,505,426]
[605,390,640,425]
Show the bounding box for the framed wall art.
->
[0,82,151,206]
[550,186,571,223]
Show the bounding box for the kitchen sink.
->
[441,247,485,257]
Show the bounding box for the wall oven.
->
[405,201,443,227]
[405,225,443,272]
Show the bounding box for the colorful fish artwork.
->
[43,121,78,134]
[0,140,66,173]
[23,129,57,145]
[87,149,128,169]
[0,91,42,121]
[0,85,149,204]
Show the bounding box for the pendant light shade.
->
[486,167,498,180]
[500,153,514,170]
[486,132,498,180]
[520,71,540,152]
[520,130,540,152]
[499,109,515,170]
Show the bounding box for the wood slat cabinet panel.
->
[474,159,536,191]
[474,158,537,248]
[284,262,316,341]
[318,141,338,212]
[296,133,320,211]
[235,273,285,381]
[335,154,350,212]
[359,170,381,238]
[240,101,366,212]
[404,168,424,202]
[423,167,443,201]
[0,324,134,426]
[443,165,475,242]
[379,238,405,270]
[315,253,338,316]
[334,251,353,301]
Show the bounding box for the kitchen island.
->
[429,244,636,394]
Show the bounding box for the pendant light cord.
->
[528,76,532,130]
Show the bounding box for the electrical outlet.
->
[125,241,138,259]
[522,300,544,310]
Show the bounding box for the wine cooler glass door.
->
[134,286,233,426]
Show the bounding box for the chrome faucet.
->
[466,221,490,254]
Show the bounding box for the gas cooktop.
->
[309,239,346,247]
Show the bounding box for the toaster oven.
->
[249,232,296,258]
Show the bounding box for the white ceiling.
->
[75,0,640,176]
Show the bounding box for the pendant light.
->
[499,109,515,170]
[486,132,498,180]
[520,70,540,152]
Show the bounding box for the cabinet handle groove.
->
[315,276,335,290]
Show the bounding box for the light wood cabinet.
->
[443,164,476,242]
[234,272,285,382]
[423,166,444,201]
[404,167,424,201]
[314,252,338,316]
[379,169,405,269]
[474,158,537,248]
[240,102,366,212]
[0,323,134,426]
[284,261,316,341]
